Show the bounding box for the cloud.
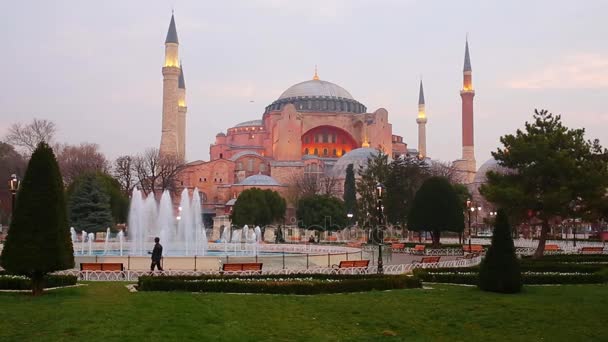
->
[506,53,608,89]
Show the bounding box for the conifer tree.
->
[343,164,357,223]
[68,173,113,234]
[0,143,74,295]
[479,209,522,293]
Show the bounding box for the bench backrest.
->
[391,243,405,249]
[80,263,123,271]
[464,245,484,252]
[421,256,441,263]
[545,244,560,251]
[580,247,604,253]
[222,263,263,271]
[414,245,426,251]
[339,260,369,268]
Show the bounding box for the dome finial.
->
[313,65,319,80]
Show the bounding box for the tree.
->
[113,155,136,195]
[0,142,74,296]
[343,163,357,222]
[133,148,184,196]
[5,119,56,155]
[480,109,608,257]
[68,173,113,234]
[479,209,522,293]
[356,150,389,227]
[297,194,347,231]
[384,155,429,226]
[408,177,465,247]
[428,160,464,184]
[55,142,109,184]
[67,172,129,226]
[231,188,286,227]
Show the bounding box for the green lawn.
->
[0,283,607,341]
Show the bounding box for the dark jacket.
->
[151,243,163,261]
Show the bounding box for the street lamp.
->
[376,182,384,274]
[9,174,20,218]
[465,199,481,252]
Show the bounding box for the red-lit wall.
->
[301,126,358,158]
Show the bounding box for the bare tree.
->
[428,160,464,184]
[5,119,56,154]
[319,174,340,196]
[55,142,109,184]
[113,155,136,195]
[133,148,184,196]
[286,172,341,205]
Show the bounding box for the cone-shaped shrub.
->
[0,142,74,295]
[479,209,522,293]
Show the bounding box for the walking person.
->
[149,237,163,272]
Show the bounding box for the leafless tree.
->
[5,119,56,155]
[428,160,464,184]
[113,155,136,195]
[55,142,109,184]
[133,148,184,196]
[319,174,340,196]
[286,172,341,205]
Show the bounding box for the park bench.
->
[221,262,263,273]
[413,256,441,265]
[412,244,426,255]
[544,244,562,252]
[579,247,605,254]
[346,242,363,248]
[457,253,479,260]
[80,263,124,271]
[334,260,370,269]
[463,244,484,253]
[391,243,405,253]
[327,236,338,242]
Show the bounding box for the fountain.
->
[81,230,86,255]
[70,227,77,248]
[117,230,124,256]
[87,232,94,255]
[103,227,111,255]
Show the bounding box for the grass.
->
[0,282,607,341]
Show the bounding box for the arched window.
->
[259,163,266,172]
[332,149,337,156]
[219,153,223,159]
[237,162,243,171]
[304,148,309,155]
[248,159,254,171]
[323,148,328,156]
[314,148,318,156]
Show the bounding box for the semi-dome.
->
[278,79,354,100]
[473,158,513,185]
[239,174,281,186]
[331,147,379,177]
[233,119,263,128]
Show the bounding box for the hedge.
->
[414,270,606,285]
[521,254,608,263]
[0,274,77,290]
[138,274,421,294]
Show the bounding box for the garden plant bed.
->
[138,273,421,294]
[0,274,77,290]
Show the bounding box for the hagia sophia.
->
[157,15,480,228]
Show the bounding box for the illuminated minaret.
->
[177,63,187,159]
[460,38,476,182]
[159,14,181,157]
[416,80,427,158]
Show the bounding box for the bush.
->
[0,274,77,290]
[479,210,522,293]
[521,254,608,263]
[138,274,421,294]
[415,270,606,285]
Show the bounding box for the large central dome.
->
[264,76,366,115]
[278,79,354,100]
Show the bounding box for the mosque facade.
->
[157,15,477,228]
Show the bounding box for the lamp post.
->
[465,199,481,251]
[376,183,384,274]
[9,174,20,219]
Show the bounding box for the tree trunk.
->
[31,272,45,296]
[431,230,441,248]
[533,219,549,259]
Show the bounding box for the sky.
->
[1,0,607,165]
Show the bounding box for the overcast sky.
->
[1,0,607,165]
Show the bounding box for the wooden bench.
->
[579,247,605,254]
[545,244,561,252]
[327,236,338,242]
[412,244,426,254]
[413,256,441,264]
[463,244,484,253]
[221,263,263,273]
[80,263,124,271]
[457,253,478,260]
[335,260,370,268]
[391,243,405,253]
[346,242,363,248]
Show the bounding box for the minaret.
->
[177,63,187,159]
[416,80,427,158]
[159,14,181,158]
[460,38,476,181]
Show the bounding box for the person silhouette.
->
[149,237,163,272]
